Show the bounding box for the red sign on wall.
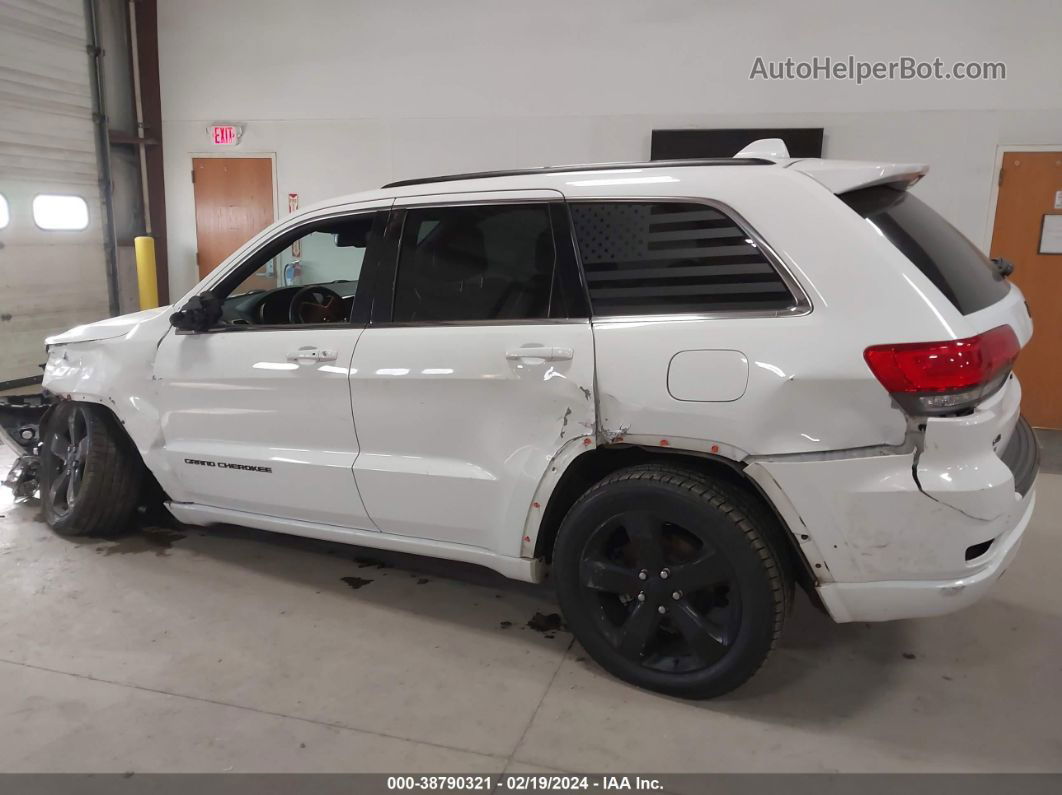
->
[211,125,239,145]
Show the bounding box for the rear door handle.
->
[286,347,338,363]
[505,346,574,362]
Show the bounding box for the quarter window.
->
[392,204,555,323]
[569,202,795,316]
[0,194,8,229]
[32,194,89,230]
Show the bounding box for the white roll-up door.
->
[0,0,111,386]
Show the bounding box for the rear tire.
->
[553,463,790,699]
[40,402,143,537]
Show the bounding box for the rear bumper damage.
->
[751,412,1040,624]
[818,487,1035,622]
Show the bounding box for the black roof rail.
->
[381,158,772,189]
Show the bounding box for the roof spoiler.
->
[733,138,929,193]
[787,159,929,193]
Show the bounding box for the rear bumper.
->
[817,487,1035,622]
[753,411,1040,624]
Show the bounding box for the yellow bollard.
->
[134,235,159,310]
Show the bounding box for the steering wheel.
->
[288,285,345,324]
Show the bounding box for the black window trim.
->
[177,206,389,335]
[563,196,813,321]
[367,198,591,328]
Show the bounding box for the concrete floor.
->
[0,444,1060,774]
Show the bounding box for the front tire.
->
[40,402,143,537]
[553,464,790,699]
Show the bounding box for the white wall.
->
[158,0,1062,300]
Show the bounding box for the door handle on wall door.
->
[286,348,338,363]
[505,346,574,362]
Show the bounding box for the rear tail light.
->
[864,325,1020,415]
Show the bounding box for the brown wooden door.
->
[990,151,1062,429]
[192,157,274,283]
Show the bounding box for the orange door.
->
[990,151,1062,429]
[191,157,274,284]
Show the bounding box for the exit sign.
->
[208,124,242,145]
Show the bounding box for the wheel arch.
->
[527,443,821,600]
[40,396,170,508]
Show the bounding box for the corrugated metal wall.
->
[0,0,111,385]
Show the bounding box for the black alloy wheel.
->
[40,402,143,536]
[554,464,790,698]
[43,403,90,516]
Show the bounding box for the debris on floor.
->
[527,611,564,633]
[340,576,373,590]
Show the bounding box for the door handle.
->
[505,346,574,362]
[286,348,338,363]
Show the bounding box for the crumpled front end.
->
[0,392,52,498]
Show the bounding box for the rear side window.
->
[841,187,1008,315]
[393,204,555,323]
[569,202,795,316]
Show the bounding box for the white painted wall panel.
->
[0,0,110,383]
[157,0,1062,299]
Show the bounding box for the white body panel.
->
[350,321,595,553]
[153,326,374,528]
[36,158,1038,626]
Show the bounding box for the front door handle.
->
[505,346,574,362]
[286,347,338,363]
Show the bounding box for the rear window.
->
[568,201,796,316]
[841,187,1008,315]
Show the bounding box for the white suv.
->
[8,141,1039,698]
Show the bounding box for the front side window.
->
[569,201,795,316]
[392,204,555,323]
[217,213,376,327]
[33,194,89,230]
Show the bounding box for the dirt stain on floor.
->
[95,527,186,557]
[341,576,373,590]
[527,612,565,634]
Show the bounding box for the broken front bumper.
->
[0,392,51,499]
